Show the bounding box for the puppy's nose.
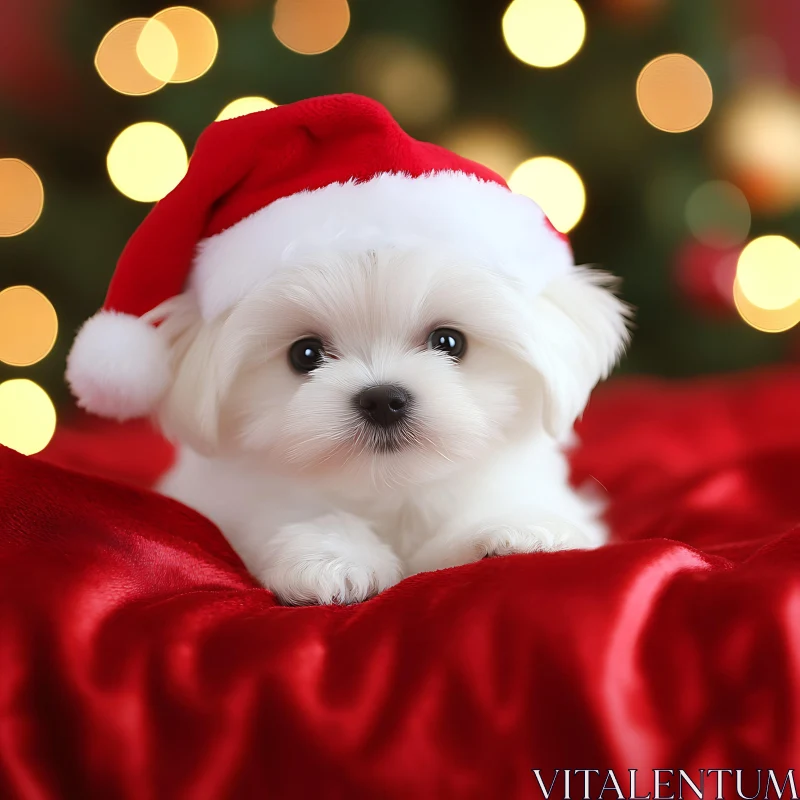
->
[357,384,411,427]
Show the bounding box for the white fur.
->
[66,310,171,421]
[155,247,631,605]
[191,171,573,321]
[258,513,403,606]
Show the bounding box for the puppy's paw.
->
[259,513,402,606]
[408,511,598,575]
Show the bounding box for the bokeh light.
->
[0,286,58,367]
[107,122,188,203]
[0,159,44,237]
[685,180,751,248]
[351,37,452,127]
[136,18,179,82]
[716,86,800,213]
[636,54,713,133]
[152,6,218,83]
[509,156,586,233]
[736,235,800,311]
[0,379,57,456]
[216,96,277,121]
[733,279,800,333]
[442,123,530,181]
[502,0,586,69]
[96,9,217,93]
[95,18,168,95]
[273,0,350,55]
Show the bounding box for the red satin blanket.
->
[2,369,800,799]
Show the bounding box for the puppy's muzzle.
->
[356,384,411,428]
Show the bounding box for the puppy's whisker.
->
[406,428,453,464]
[284,429,353,463]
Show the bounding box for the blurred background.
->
[2,0,800,456]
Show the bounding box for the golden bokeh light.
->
[736,235,800,311]
[273,0,350,55]
[152,6,218,83]
[509,156,586,233]
[733,279,800,333]
[95,18,168,95]
[685,180,751,248]
[216,96,278,121]
[502,0,586,69]
[442,123,530,181]
[0,159,44,237]
[96,9,217,93]
[716,86,800,214]
[107,122,188,203]
[636,54,713,133]
[351,37,452,127]
[136,18,179,82]
[0,379,57,456]
[0,286,58,367]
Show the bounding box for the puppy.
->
[153,245,630,605]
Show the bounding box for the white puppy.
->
[152,245,629,605]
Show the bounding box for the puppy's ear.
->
[155,295,236,453]
[523,267,631,440]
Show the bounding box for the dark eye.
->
[427,328,466,360]
[289,338,326,373]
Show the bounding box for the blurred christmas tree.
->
[2,0,800,449]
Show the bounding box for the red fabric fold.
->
[1,367,799,798]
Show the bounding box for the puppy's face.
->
[160,247,629,491]
[222,249,533,489]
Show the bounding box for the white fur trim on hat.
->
[66,311,171,421]
[191,171,573,321]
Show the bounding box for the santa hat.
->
[67,93,574,421]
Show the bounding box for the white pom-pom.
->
[66,311,171,421]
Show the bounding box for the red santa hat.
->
[67,93,573,421]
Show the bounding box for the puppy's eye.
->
[427,327,466,360]
[289,338,326,373]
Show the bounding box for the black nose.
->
[357,385,411,427]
